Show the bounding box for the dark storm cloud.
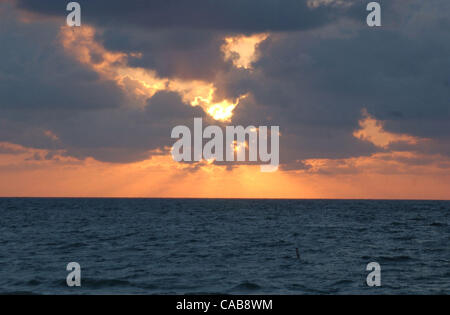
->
[216,0,450,167]
[0,2,125,151]
[1,0,449,170]
[1,90,207,163]
[99,28,232,81]
[16,0,355,32]
[248,28,450,134]
[14,0,360,82]
[0,4,207,163]
[0,5,125,111]
[54,91,207,163]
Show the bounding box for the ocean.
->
[0,198,448,294]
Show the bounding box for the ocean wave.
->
[229,281,262,292]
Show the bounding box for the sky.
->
[0,0,449,199]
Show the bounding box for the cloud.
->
[214,0,450,170]
[15,0,356,32]
[353,109,422,149]
[1,0,449,175]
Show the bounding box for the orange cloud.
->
[353,109,422,148]
[289,110,450,199]
[304,151,450,176]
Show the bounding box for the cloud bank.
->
[0,0,449,178]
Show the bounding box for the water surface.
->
[0,198,448,294]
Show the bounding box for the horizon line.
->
[0,196,449,201]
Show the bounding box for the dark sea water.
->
[0,198,449,295]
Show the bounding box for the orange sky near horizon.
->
[1,140,450,199]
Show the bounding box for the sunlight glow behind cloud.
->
[60,25,244,121]
[222,33,268,69]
